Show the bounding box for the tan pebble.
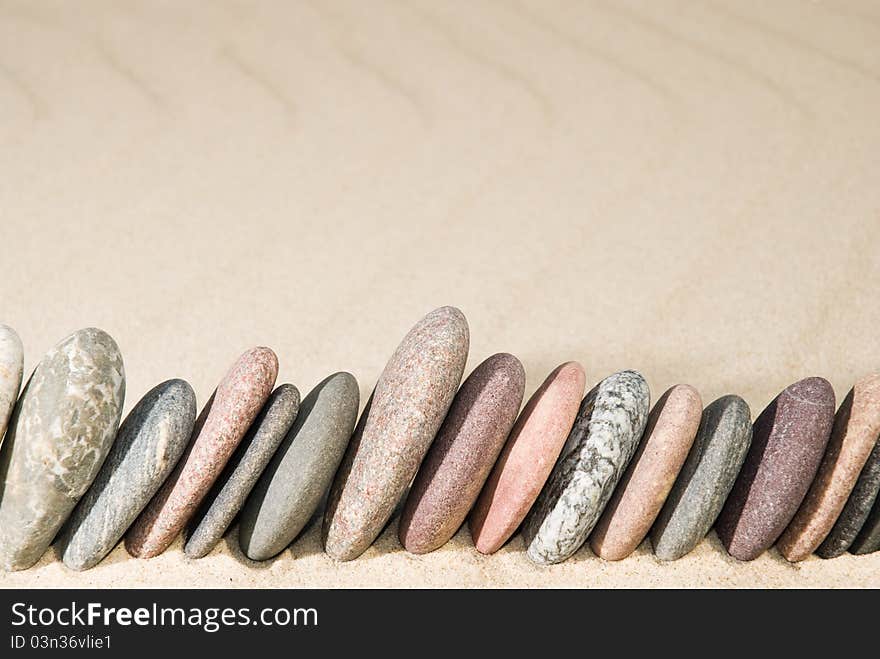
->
[590,384,702,561]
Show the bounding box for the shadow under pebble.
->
[222,525,278,570]
[286,505,328,560]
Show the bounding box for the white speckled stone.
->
[0,325,24,441]
[522,370,650,565]
[0,328,125,571]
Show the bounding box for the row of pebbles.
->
[0,309,879,571]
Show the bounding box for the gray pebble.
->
[184,384,300,558]
[650,395,753,561]
[848,448,880,555]
[240,373,359,561]
[58,379,196,570]
[0,328,125,571]
[0,325,23,440]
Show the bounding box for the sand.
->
[1,0,879,588]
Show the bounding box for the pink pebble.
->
[469,361,586,554]
[125,347,278,558]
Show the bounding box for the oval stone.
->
[184,384,300,559]
[323,307,468,561]
[716,377,835,561]
[0,325,24,440]
[469,361,585,554]
[650,395,752,561]
[818,438,880,557]
[523,370,650,565]
[590,384,702,561]
[0,327,125,571]
[126,346,278,558]
[399,353,525,554]
[58,379,196,570]
[239,373,359,561]
[778,375,880,561]
[850,495,880,554]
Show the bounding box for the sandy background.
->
[1,0,879,587]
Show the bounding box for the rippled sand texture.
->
[1,0,879,587]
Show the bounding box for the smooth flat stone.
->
[850,493,880,554]
[469,361,585,554]
[0,328,125,571]
[126,347,278,558]
[0,325,23,440]
[650,395,752,561]
[239,373,359,561]
[818,438,880,557]
[184,384,300,559]
[399,353,525,554]
[523,370,650,565]
[58,379,196,570]
[323,307,468,561]
[590,384,702,561]
[777,374,880,561]
[716,377,835,561]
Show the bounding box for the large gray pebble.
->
[240,373,359,561]
[0,328,125,571]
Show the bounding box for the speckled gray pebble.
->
[240,373,359,561]
[58,379,196,570]
[0,325,24,440]
[818,436,880,557]
[650,395,753,561]
[522,370,650,565]
[184,384,301,559]
[0,328,125,571]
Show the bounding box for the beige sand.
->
[1,0,879,588]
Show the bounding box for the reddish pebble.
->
[125,347,278,558]
[777,374,880,562]
[590,384,702,561]
[399,353,525,554]
[716,377,835,561]
[469,361,585,554]
[323,307,469,561]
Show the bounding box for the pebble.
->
[184,384,300,559]
[469,361,585,554]
[522,370,650,565]
[818,438,880,557]
[125,347,278,558]
[850,496,880,554]
[0,328,125,571]
[323,307,468,561]
[58,379,196,570]
[239,373,358,561]
[777,375,880,561]
[650,395,752,561]
[716,377,835,561]
[590,384,702,561]
[399,353,525,554]
[0,325,23,440]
